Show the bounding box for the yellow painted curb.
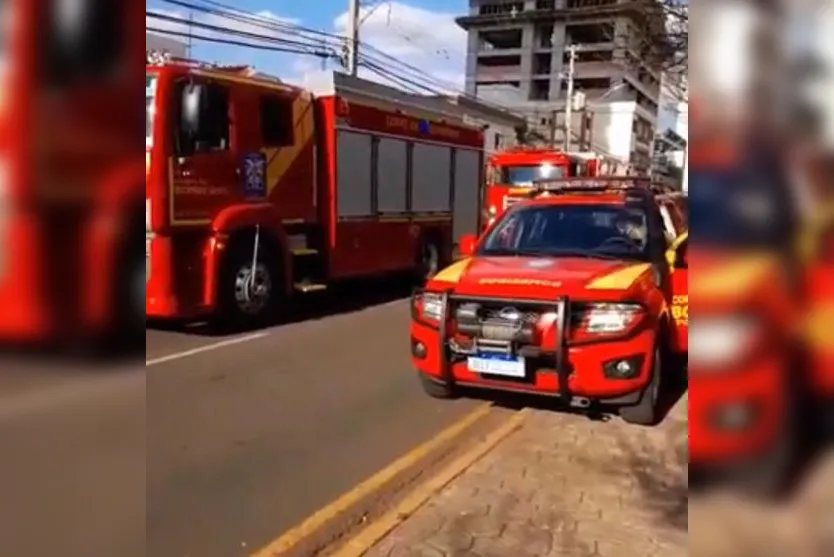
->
[250,403,492,557]
[331,408,529,557]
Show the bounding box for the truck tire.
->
[419,374,456,399]
[620,345,663,426]
[416,237,441,281]
[112,214,145,353]
[216,237,282,330]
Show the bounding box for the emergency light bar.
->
[531,175,652,193]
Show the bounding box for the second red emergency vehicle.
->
[482,146,627,229]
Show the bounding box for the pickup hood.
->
[429,256,652,299]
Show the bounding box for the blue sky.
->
[146,0,471,92]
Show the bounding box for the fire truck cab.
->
[410,176,688,426]
[482,147,627,230]
[146,56,485,326]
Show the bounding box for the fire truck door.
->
[171,79,239,222]
[666,232,688,354]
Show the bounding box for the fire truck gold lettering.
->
[478,278,562,287]
[174,185,228,196]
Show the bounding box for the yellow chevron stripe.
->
[691,256,774,297]
[265,94,315,194]
[433,258,472,284]
[586,263,652,290]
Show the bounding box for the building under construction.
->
[457,0,668,172]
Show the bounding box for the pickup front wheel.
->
[419,374,456,399]
[620,346,663,426]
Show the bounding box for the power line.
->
[147,10,338,56]
[147,26,336,58]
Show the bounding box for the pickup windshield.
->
[146,74,156,147]
[479,203,650,260]
[499,164,566,186]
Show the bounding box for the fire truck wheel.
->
[416,238,441,280]
[620,345,663,426]
[419,374,456,399]
[217,238,282,329]
[113,215,145,351]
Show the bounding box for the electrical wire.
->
[146,27,335,58]
[147,10,338,57]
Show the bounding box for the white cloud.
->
[287,2,468,95]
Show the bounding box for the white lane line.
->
[146,332,269,366]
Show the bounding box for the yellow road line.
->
[250,402,493,557]
[332,408,529,557]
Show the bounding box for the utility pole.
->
[564,44,576,151]
[346,0,360,75]
[187,10,194,58]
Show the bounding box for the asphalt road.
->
[0,282,481,557]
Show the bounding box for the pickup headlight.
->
[582,303,643,333]
[414,292,444,322]
[689,316,759,368]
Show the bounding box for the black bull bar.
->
[411,288,572,403]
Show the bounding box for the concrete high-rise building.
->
[456,0,665,172]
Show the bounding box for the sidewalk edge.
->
[332,408,530,557]
[251,403,492,557]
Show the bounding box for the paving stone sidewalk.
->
[365,395,689,557]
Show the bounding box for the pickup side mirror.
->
[458,233,478,257]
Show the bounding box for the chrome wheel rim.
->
[233,263,272,315]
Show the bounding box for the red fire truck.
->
[482,147,627,229]
[0,1,145,347]
[146,56,485,326]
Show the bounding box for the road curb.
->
[331,408,530,557]
[251,403,493,557]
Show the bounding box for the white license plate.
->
[467,354,526,377]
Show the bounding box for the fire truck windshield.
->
[146,74,156,147]
[688,168,795,248]
[499,164,565,186]
[479,204,649,260]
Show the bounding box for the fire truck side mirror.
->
[181,83,204,136]
[459,234,478,257]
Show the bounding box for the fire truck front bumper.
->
[410,290,656,407]
[145,235,214,321]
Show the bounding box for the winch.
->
[454,302,539,343]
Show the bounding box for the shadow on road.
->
[147,274,416,337]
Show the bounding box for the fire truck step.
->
[291,248,319,256]
[294,281,327,293]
